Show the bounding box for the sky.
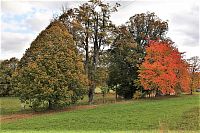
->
[1,0,199,60]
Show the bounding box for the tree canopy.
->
[107,26,143,99]
[13,21,87,110]
[0,57,19,96]
[139,41,190,95]
[127,12,168,47]
[187,56,200,94]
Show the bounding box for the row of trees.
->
[1,0,200,109]
[57,0,170,100]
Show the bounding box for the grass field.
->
[0,97,33,115]
[0,94,116,115]
[0,97,20,115]
[1,94,199,132]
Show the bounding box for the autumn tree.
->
[12,21,87,110]
[191,72,200,91]
[107,12,168,99]
[0,57,19,96]
[59,0,120,104]
[139,41,190,95]
[108,26,143,99]
[175,59,191,94]
[187,56,200,94]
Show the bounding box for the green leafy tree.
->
[100,86,109,103]
[108,26,143,99]
[13,21,87,110]
[127,12,168,48]
[0,57,19,96]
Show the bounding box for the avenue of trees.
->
[0,0,200,110]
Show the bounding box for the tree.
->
[187,56,200,94]
[175,59,191,94]
[139,41,190,95]
[0,57,19,96]
[191,72,200,91]
[59,0,120,104]
[100,86,109,103]
[12,21,87,110]
[107,12,168,99]
[127,12,168,48]
[108,26,143,99]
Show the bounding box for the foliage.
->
[191,72,200,90]
[94,52,110,88]
[100,86,109,103]
[139,41,190,95]
[0,57,19,96]
[108,26,143,99]
[127,12,168,47]
[187,56,200,94]
[1,95,199,131]
[59,0,120,103]
[107,12,169,99]
[12,21,87,110]
[133,90,142,100]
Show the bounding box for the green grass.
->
[0,94,116,115]
[77,93,117,105]
[0,97,31,115]
[1,95,199,132]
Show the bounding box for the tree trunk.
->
[88,84,95,104]
[48,100,53,110]
[84,21,89,77]
[88,14,99,104]
[103,93,105,103]
[115,87,117,102]
[85,44,89,75]
[88,60,97,104]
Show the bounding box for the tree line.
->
[0,0,200,110]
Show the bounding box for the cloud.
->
[1,21,28,33]
[25,11,53,32]
[170,4,199,47]
[1,0,70,60]
[1,31,35,59]
[1,0,199,60]
[1,32,34,52]
[1,1,33,15]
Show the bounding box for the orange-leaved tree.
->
[139,40,190,95]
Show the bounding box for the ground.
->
[0,94,199,132]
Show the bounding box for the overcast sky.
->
[1,0,199,60]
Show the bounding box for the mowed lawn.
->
[1,95,199,133]
[0,93,116,115]
[0,97,32,115]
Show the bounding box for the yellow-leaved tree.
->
[13,21,87,110]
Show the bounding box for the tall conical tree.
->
[13,21,87,110]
